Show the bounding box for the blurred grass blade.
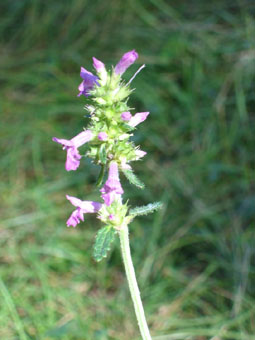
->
[0,277,29,340]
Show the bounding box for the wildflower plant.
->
[53,50,162,340]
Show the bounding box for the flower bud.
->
[121,112,132,121]
[98,132,108,141]
[114,50,139,75]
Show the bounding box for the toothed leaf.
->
[93,226,116,262]
[129,202,163,216]
[122,169,144,189]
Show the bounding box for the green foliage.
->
[93,226,116,262]
[98,144,107,165]
[122,168,145,189]
[96,164,106,187]
[129,202,163,217]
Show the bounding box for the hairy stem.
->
[119,225,152,340]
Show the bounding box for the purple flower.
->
[129,112,150,127]
[100,162,124,206]
[52,130,93,171]
[135,149,147,160]
[78,67,98,97]
[66,195,102,227]
[121,111,132,121]
[114,50,139,75]
[98,132,108,141]
[93,57,106,73]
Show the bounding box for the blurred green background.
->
[1,0,255,339]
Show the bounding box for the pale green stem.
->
[119,225,152,340]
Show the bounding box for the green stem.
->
[119,225,152,340]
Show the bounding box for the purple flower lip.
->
[114,50,139,75]
[98,132,108,141]
[78,67,99,97]
[66,195,102,227]
[100,162,124,206]
[52,130,93,171]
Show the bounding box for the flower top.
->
[114,50,139,75]
[100,162,124,206]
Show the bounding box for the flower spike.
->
[53,50,159,339]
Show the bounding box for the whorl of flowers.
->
[53,50,160,261]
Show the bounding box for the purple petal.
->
[100,162,124,206]
[101,178,124,193]
[78,67,98,97]
[65,147,81,171]
[114,50,139,75]
[108,162,120,181]
[129,112,150,127]
[66,195,83,207]
[66,196,102,227]
[66,195,102,212]
[98,132,108,141]
[80,201,102,213]
[80,67,98,83]
[101,192,116,206]
[121,112,132,121]
[135,150,147,160]
[93,57,106,73]
[52,137,73,148]
[53,131,92,171]
[71,130,93,148]
[66,208,84,227]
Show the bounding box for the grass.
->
[1,0,255,339]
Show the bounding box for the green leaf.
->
[96,164,105,187]
[129,202,163,216]
[122,169,144,189]
[99,144,107,164]
[93,226,116,262]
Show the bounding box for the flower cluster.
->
[53,50,150,237]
